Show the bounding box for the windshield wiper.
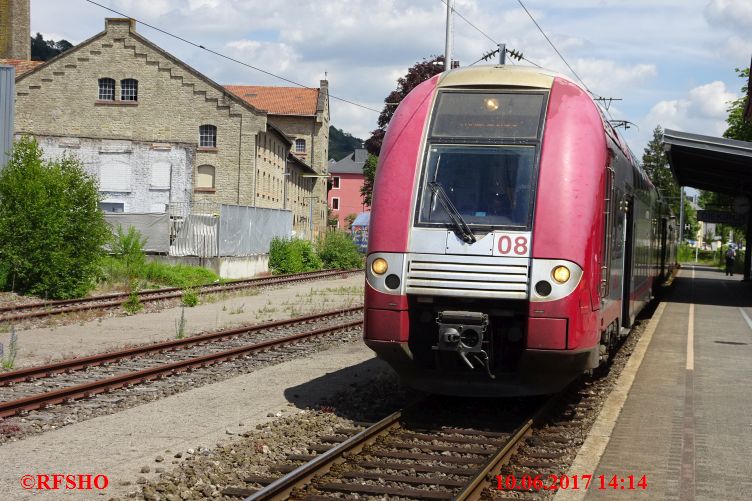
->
[427,182,477,244]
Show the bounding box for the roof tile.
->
[225,85,319,116]
[0,59,44,77]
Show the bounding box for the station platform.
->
[558,265,752,501]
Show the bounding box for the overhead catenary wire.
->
[513,0,619,122]
[83,0,381,114]
[437,0,540,68]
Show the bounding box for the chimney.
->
[105,18,136,36]
[0,0,30,60]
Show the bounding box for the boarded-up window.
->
[100,162,131,192]
[150,162,171,190]
[197,165,215,189]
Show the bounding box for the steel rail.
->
[453,395,559,501]
[0,306,362,386]
[244,395,559,501]
[246,411,404,501]
[0,318,363,419]
[0,269,361,322]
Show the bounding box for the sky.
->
[29,0,752,158]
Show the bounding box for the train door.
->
[621,194,636,328]
[659,216,668,278]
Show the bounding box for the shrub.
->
[316,230,364,269]
[269,238,322,274]
[0,137,110,298]
[123,285,143,314]
[181,289,199,307]
[111,225,147,279]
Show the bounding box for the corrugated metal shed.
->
[0,65,15,169]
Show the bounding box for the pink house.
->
[328,148,369,229]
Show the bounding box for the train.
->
[364,65,677,397]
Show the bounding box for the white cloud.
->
[644,81,736,137]
[705,0,752,33]
[572,59,657,97]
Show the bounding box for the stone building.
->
[13,18,269,214]
[226,84,329,238]
[10,17,327,241]
[0,0,30,60]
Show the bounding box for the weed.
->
[175,308,187,339]
[181,289,199,307]
[122,283,143,314]
[229,303,245,315]
[0,327,18,369]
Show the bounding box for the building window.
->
[199,125,217,148]
[331,197,340,210]
[120,79,138,101]
[99,202,124,213]
[332,176,340,189]
[98,78,115,100]
[196,165,215,189]
[295,138,306,153]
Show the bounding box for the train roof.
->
[437,65,579,91]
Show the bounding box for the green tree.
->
[30,33,73,61]
[359,154,378,206]
[365,55,445,155]
[329,126,364,161]
[643,125,680,215]
[0,137,110,298]
[723,67,752,142]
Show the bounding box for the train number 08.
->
[497,235,529,256]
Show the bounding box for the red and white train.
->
[364,65,676,396]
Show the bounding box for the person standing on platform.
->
[725,246,736,276]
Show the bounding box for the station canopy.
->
[662,129,752,195]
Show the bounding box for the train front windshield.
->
[416,90,547,230]
[419,146,535,227]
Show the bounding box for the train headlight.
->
[371,258,388,275]
[552,265,571,284]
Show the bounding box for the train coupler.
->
[433,311,495,379]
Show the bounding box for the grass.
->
[101,256,220,289]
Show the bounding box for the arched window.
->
[120,79,138,101]
[295,138,306,153]
[199,124,217,148]
[196,165,215,189]
[98,78,115,100]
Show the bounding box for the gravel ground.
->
[0,275,364,368]
[125,303,658,501]
[0,316,363,444]
[128,370,417,501]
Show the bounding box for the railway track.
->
[0,307,363,419]
[0,269,361,323]
[230,395,558,501]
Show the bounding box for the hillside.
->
[329,126,364,161]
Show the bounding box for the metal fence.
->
[164,203,292,258]
[105,213,170,253]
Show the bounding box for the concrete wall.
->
[148,254,269,279]
[32,135,193,213]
